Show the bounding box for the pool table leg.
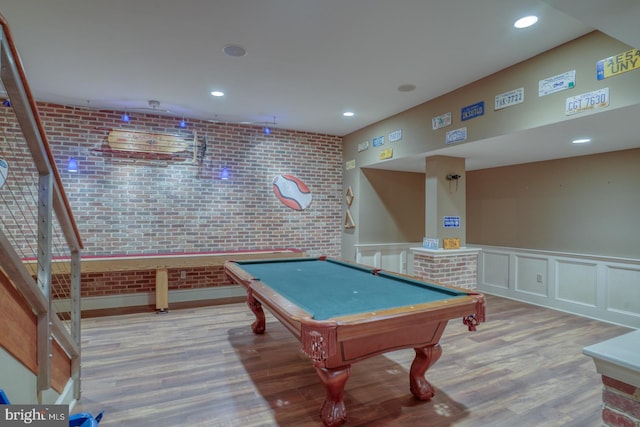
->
[409,343,442,400]
[315,365,351,427]
[246,291,266,334]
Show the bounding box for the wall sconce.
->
[264,116,276,135]
[179,117,187,128]
[122,112,130,122]
[446,173,460,191]
[67,157,78,172]
[220,167,230,180]
[2,99,11,107]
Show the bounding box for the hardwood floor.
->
[73,295,630,427]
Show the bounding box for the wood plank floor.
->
[73,294,630,427]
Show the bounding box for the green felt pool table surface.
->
[232,257,469,320]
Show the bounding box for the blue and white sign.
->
[422,237,440,250]
[388,129,402,142]
[461,101,484,121]
[443,216,460,228]
[372,136,385,147]
[445,127,467,145]
[539,70,576,96]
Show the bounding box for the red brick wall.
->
[35,102,342,257]
[602,376,640,427]
[27,103,342,299]
[77,266,228,297]
[413,252,478,289]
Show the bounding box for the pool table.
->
[224,256,485,427]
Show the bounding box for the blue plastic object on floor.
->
[0,389,103,426]
[69,411,103,426]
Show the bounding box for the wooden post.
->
[155,268,169,313]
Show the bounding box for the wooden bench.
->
[23,249,304,312]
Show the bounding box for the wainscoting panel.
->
[477,245,640,329]
[556,260,598,306]
[354,242,421,275]
[515,255,549,297]
[355,250,380,271]
[606,265,640,317]
[482,251,510,289]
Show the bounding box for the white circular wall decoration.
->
[0,159,8,189]
[272,174,312,211]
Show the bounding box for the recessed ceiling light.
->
[223,44,247,57]
[211,91,225,97]
[397,84,416,92]
[343,111,354,117]
[514,15,538,29]
[572,138,591,144]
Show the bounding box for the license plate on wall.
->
[494,87,524,110]
[565,88,609,115]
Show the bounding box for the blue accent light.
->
[220,167,230,180]
[264,127,271,135]
[122,112,130,122]
[2,99,10,107]
[180,118,187,128]
[67,157,78,172]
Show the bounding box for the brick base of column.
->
[412,249,479,289]
[602,376,640,427]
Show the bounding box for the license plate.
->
[565,88,609,116]
[495,87,524,110]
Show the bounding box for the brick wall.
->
[602,375,640,427]
[76,266,228,297]
[27,103,343,298]
[413,252,478,289]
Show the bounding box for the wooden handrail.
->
[0,12,83,400]
[0,13,83,250]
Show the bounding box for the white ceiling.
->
[0,0,638,171]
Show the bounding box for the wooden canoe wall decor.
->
[107,129,190,154]
[103,129,203,163]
